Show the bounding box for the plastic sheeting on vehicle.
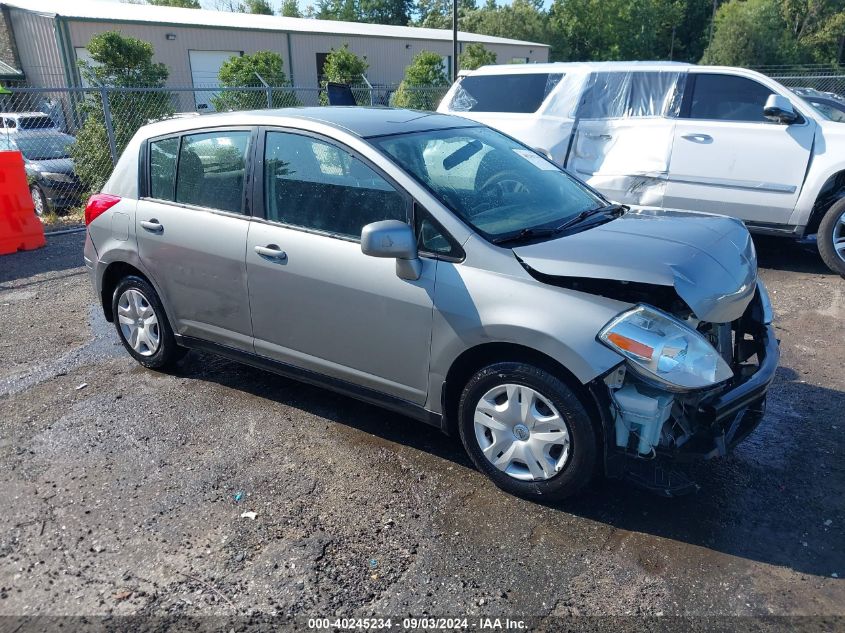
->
[565,70,685,207]
[443,67,688,207]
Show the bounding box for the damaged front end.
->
[593,283,779,496]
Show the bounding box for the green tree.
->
[240,0,275,13]
[281,0,302,16]
[71,31,172,193]
[316,0,359,20]
[211,50,299,111]
[548,0,701,62]
[701,0,797,66]
[320,44,369,104]
[416,0,476,28]
[780,0,845,64]
[359,0,413,25]
[459,42,496,70]
[392,50,449,110]
[462,0,549,51]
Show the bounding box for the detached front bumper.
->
[675,321,779,460]
[599,285,780,493]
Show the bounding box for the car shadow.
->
[175,351,843,579]
[753,235,836,275]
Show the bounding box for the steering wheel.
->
[478,170,531,197]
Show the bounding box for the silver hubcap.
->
[834,209,845,261]
[30,187,44,217]
[473,384,571,482]
[117,289,160,357]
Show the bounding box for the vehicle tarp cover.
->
[447,67,686,207]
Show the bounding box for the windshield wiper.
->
[491,203,627,246]
[491,226,562,245]
[553,203,627,233]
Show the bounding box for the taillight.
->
[84,194,121,226]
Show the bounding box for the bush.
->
[459,43,497,70]
[319,44,369,105]
[211,51,300,111]
[70,31,172,193]
[391,50,449,110]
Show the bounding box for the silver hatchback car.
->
[84,108,779,500]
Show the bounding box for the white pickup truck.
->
[438,61,845,275]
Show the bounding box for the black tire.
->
[111,275,184,370]
[817,197,845,276]
[457,362,597,501]
[29,184,48,217]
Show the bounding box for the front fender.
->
[790,129,845,229]
[426,260,627,413]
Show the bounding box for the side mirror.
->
[361,219,422,281]
[764,94,798,124]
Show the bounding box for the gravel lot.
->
[0,230,842,628]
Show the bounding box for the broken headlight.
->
[598,305,733,391]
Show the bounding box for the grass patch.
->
[41,207,85,231]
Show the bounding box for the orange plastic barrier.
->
[0,150,46,255]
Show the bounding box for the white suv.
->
[438,61,845,275]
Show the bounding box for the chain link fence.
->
[0,83,450,217]
[767,72,845,98]
[5,69,842,219]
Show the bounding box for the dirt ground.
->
[0,230,842,630]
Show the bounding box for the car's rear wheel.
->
[818,197,845,276]
[30,185,48,217]
[112,275,183,369]
[458,362,597,501]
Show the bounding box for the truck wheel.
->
[818,197,845,276]
[457,362,597,501]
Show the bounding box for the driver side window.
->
[263,131,408,239]
[684,74,775,123]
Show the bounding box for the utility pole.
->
[669,25,676,60]
[709,0,718,45]
[452,0,459,82]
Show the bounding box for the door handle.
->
[254,244,287,261]
[140,219,163,233]
[585,133,612,140]
[681,133,712,143]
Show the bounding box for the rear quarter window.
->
[149,137,179,201]
[449,73,563,113]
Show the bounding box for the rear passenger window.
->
[149,137,179,201]
[685,74,774,122]
[175,130,251,213]
[263,131,407,238]
[576,71,683,119]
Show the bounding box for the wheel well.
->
[809,170,845,234]
[99,262,150,322]
[441,342,604,442]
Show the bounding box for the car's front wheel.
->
[458,362,597,501]
[111,275,183,369]
[30,185,48,217]
[818,197,845,276]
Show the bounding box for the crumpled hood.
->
[513,209,758,323]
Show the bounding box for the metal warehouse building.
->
[1,0,549,102]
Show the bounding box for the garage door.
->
[189,50,242,112]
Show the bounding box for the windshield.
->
[19,116,55,130]
[13,136,73,161]
[373,126,604,243]
[806,99,845,123]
